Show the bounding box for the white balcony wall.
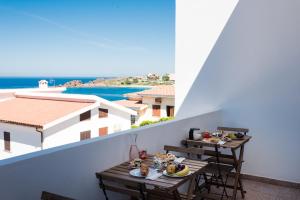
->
[176,0,300,183]
[175,0,239,111]
[0,111,221,200]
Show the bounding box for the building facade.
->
[115,85,175,125]
[0,92,136,160]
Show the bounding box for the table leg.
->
[231,149,246,198]
[173,190,182,200]
[232,145,245,200]
[138,183,146,200]
[98,175,109,200]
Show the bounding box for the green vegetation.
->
[162,74,170,81]
[124,78,132,85]
[159,117,174,122]
[135,117,174,128]
[140,120,155,126]
[132,78,139,83]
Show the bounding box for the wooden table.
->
[183,135,251,200]
[95,155,208,200]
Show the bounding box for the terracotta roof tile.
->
[0,97,93,128]
[137,85,174,97]
[114,100,148,110]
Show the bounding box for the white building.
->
[146,73,160,81]
[0,87,66,101]
[38,80,48,89]
[115,85,175,125]
[168,73,175,81]
[0,92,136,160]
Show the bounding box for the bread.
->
[140,163,149,176]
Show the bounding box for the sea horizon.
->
[0,77,147,101]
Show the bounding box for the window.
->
[99,127,108,136]
[80,131,91,141]
[152,105,161,117]
[130,115,136,125]
[4,132,10,152]
[80,110,91,121]
[166,106,175,117]
[99,108,108,118]
[155,97,162,103]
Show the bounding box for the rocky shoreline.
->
[59,76,174,88]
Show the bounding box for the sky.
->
[0,0,174,77]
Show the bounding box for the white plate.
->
[162,170,192,178]
[129,168,157,178]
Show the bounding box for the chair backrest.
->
[95,173,145,199]
[41,191,74,200]
[217,126,249,135]
[164,145,205,157]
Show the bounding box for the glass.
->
[129,134,139,160]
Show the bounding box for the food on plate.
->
[155,153,176,161]
[129,158,142,169]
[235,132,244,139]
[202,132,212,139]
[209,138,220,143]
[166,164,176,174]
[139,150,147,160]
[223,136,232,142]
[166,163,190,177]
[212,131,223,137]
[227,133,237,139]
[154,153,176,170]
[140,163,149,176]
[175,165,190,177]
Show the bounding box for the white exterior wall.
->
[43,105,131,149]
[175,0,239,111]
[0,123,41,160]
[138,96,175,124]
[0,105,132,159]
[176,0,300,183]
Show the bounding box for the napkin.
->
[218,141,226,145]
[174,157,185,164]
[146,170,162,180]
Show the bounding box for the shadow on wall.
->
[176,0,300,183]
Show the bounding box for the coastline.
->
[63,85,156,89]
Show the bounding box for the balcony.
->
[0,0,300,199]
[0,110,299,199]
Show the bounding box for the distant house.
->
[38,80,48,88]
[146,73,160,81]
[115,85,175,125]
[168,73,175,81]
[0,92,136,160]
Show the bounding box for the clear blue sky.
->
[0,0,174,77]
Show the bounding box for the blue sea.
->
[0,77,146,101]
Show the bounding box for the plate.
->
[162,170,192,178]
[129,168,157,178]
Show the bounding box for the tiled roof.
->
[136,85,175,97]
[0,97,93,128]
[114,100,148,110]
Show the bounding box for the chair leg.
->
[221,174,229,200]
[98,176,109,200]
[203,173,211,193]
[238,177,246,198]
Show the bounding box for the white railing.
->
[0,111,221,200]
